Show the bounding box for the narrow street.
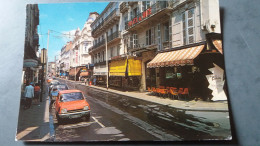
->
[48,79,231,141]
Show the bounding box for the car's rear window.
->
[57,85,68,90]
[60,92,84,102]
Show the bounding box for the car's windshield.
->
[60,92,84,102]
[51,81,60,85]
[57,85,68,90]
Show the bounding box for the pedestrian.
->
[34,83,41,105]
[93,76,97,86]
[84,78,87,85]
[24,82,34,109]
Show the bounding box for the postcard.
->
[16,0,233,143]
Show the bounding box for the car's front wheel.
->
[85,114,90,121]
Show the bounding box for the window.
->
[182,8,194,45]
[142,1,150,11]
[169,20,172,48]
[164,22,169,42]
[133,34,138,48]
[146,29,152,45]
[124,14,128,30]
[117,45,120,56]
[110,47,113,58]
[157,24,161,50]
[102,51,105,61]
[151,27,155,44]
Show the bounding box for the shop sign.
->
[206,63,227,101]
[23,59,38,68]
[128,8,152,28]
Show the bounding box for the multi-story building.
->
[121,0,223,99]
[23,4,40,85]
[89,2,123,86]
[69,12,99,80]
[59,41,72,77]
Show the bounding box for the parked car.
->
[55,90,90,123]
[50,84,69,101]
[49,80,60,95]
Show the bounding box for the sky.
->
[38,2,109,62]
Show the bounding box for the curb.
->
[67,80,229,112]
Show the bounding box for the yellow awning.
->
[128,59,142,76]
[109,59,127,76]
[147,45,204,68]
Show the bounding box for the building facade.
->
[69,12,99,80]
[89,2,123,86]
[23,4,40,85]
[120,0,223,100]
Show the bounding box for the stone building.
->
[120,0,223,98]
[23,4,40,85]
[89,2,122,86]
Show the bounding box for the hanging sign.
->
[206,63,227,101]
[128,8,152,28]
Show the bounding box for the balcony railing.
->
[107,31,120,42]
[92,8,120,36]
[92,39,105,50]
[125,1,169,30]
[120,2,129,13]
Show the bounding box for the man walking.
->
[24,82,34,109]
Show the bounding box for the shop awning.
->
[23,59,38,68]
[147,45,204,68]
[109,59,127,76]
[128,59,142,76]
[94,65,107,76]
[80,72,89,77]
[69,68,80,76]
[212,40,223,54]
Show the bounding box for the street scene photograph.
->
[16,0,233,142]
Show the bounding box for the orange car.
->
[55,90,90,123]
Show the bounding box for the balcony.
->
[125,1,173,31]
[120,2,129,13]
[90,31,121,53]
[92,8,120,37]
[107,31,121,42]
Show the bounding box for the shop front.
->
[109,57,142,91]
[93,65,107,85]
[68,67,81,81]
[147,44,206,99]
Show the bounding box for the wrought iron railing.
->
[92,8,119,35]
[125,1,169,30]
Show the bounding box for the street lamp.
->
[40,48,47,102]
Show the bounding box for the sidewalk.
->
[16,83,51,141]
[72,80,229,112]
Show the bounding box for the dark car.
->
[50,84,69,101]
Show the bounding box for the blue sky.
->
[38,2,109,62]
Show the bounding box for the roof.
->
[59,90,82,94]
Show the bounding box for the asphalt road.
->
[49,79,231,142]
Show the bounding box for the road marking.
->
[92,116,105,128]
[62,122,95,129]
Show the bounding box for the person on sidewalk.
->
[84,78,87,85]
[93,76,97,86]
[34,83,41,105]
[24,82,34,110]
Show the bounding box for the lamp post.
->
[40,48,47,102]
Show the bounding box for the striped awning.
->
[147,45,204,68]
[212,40,223,54]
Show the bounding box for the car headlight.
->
[83,106,89,110]
[61,108,67,113]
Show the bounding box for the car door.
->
[55,93,60,113]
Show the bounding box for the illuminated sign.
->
[128,8,152,28]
